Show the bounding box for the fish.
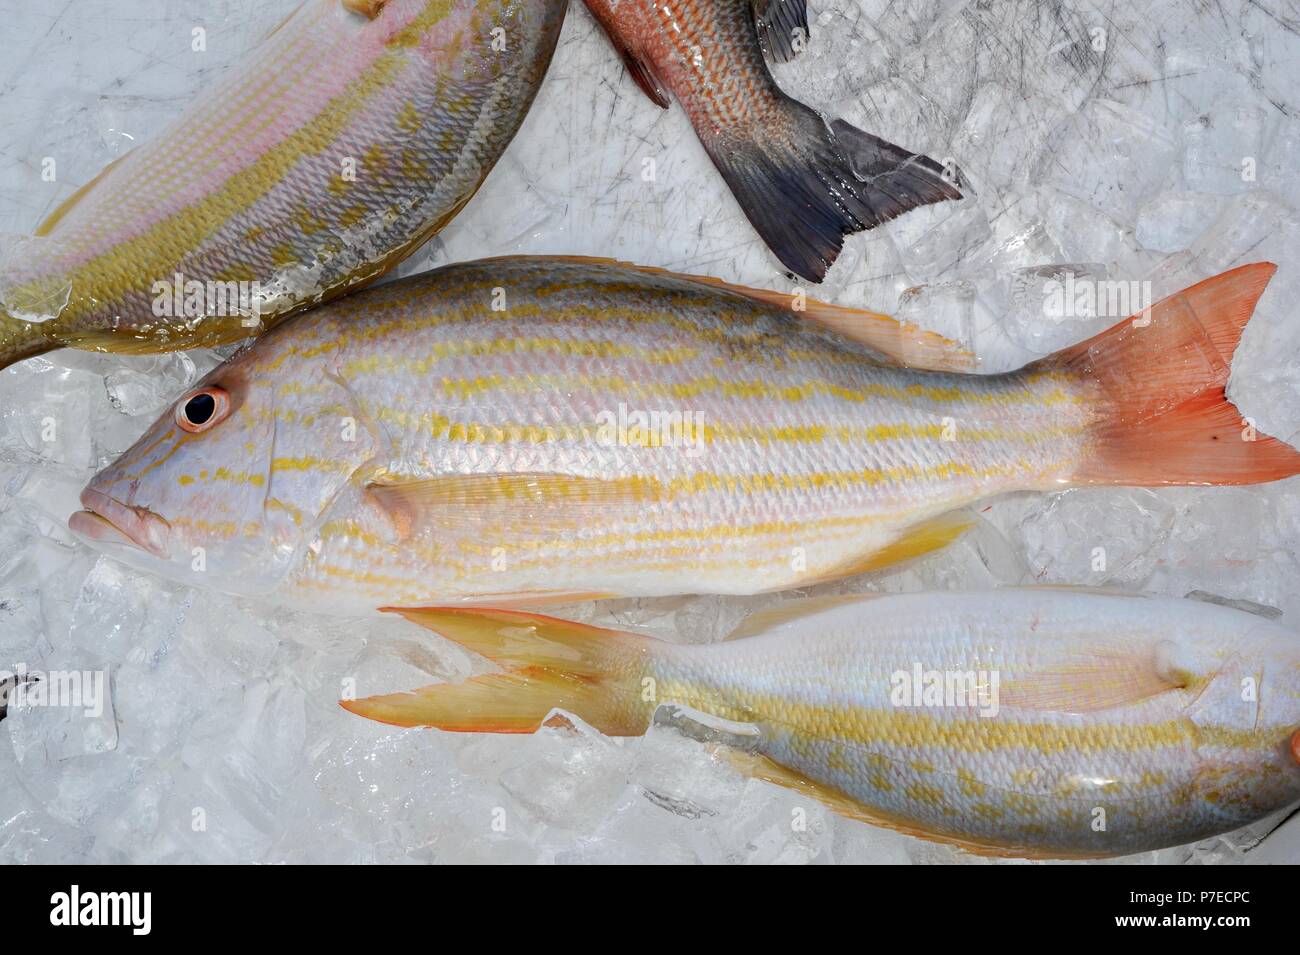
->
[581,0,963,282]
[67,257,1299,616]
[343,589,1300,858]
[0,0,568,371]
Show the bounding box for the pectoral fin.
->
[999,642,1189,714]
[615,47,671,108]
[34,153,129,237]
[390,590,619,610]
[724,593,880,641]
[584,1,672,108]
[363,471,659,538]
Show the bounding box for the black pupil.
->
[184,392,216,425]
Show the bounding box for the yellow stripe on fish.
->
[1,0,569,368]
[344,591,1300,858]
[69,260,1300,617]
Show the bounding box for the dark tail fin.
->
[703,97,963,282]
[752,0,810,63]
[0,309,55,371]
[1036,263,1300,487]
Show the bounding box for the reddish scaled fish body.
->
[582,0,962,281]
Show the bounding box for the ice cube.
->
[1034,99,1179,223]
[897,281,976,357]
[999,263,1114,355]
[1019,488,1177,588]
[1135,191,1225,253]
[103,352,199,418]
[890,199,991,282]
[1182,104,1267,195]
[498,718,633,829]
[69,557,193,665]
[950,84,1067,194]
[1039,188,1147,270]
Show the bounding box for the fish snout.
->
[69,487,171,558]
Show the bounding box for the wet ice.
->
[1,0,1299,863]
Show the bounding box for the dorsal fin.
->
[34,153,129,237]
[500,255,976,372]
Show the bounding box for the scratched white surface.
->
[2,0,1300,862]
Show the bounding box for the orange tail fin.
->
[1036,262,1300,486]
[340,607,655,734]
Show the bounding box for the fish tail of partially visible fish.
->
[0,308,56,370]
[703,93,963,283]
[341,607,660,734]
[751,0,811,63]
[1041,262,1300,486]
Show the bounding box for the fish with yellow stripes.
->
[68,257,1300,615]
[345,590,1300,857]
[0,0,567,370]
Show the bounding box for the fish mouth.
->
[68,488,171,558]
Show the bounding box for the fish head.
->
[70,338,384,597]
[1172,620,1300,817]
[1254,630,1300,773]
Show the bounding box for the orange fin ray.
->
[345,607,654,734]
[1040,262,1300,486]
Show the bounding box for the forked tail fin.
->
[1035,262,1300,486]
[702,99,963,283]
[341,607,658,734]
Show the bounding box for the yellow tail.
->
[341,607,656,734]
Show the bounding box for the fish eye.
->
[175,386,231,434]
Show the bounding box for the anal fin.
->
[801,511,974,587]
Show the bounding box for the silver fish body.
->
[357,589,1300,858]
[69,258,1298,616]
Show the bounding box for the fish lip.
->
[69,488,171,559]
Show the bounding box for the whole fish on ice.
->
[0,0,567,370]
[67,257,1299,614]
[346,589,1300,858]
[582,0,963,281]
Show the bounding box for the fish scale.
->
[244,260,1085,611]
[0,0,568,367]
[352,589,1300,856]
[582,0,964,280]
[71,259,1298,616]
